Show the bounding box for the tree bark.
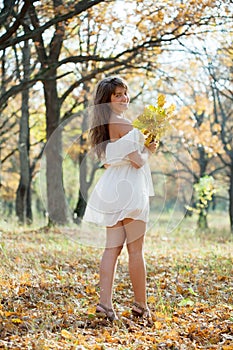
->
[73,189,87,224]
[73,109,89,224]
[43,70,68,225]
[28,0,69,225]
[197,145,208,230]
[197,205,208,230]
[16,38,31,224]
[229,161,233,233]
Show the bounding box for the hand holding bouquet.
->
[132,94,176,147]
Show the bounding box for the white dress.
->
[83,128,154,227]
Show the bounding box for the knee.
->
[127,244,143,257]
[105,245,123,257]
[127,237,144,255]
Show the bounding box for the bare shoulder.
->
[118,118,133,137]
[109,116,133,139]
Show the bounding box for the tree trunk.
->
[73,110,89,224]
[73,148,89,224]
[229,161,233,233]
[197,208,208,230]
[74,188,88,224]
[43,70,68,225]
[197,146,208,230]
[73,147,100,224]
[15,38,31,224]
[26,177,32,224]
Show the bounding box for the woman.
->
[83,76,158,322]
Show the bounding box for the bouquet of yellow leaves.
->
[132,94,176,147]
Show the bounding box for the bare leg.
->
[98,221,125,309]
[123,218,147,309]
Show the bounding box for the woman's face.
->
[110,86,130,114]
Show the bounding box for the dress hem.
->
[83,215,149,228]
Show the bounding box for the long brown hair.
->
[89,76,128,159]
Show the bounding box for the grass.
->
[0,212,232,349]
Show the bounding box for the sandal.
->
[132,302,151,318]
[96,303,118,322]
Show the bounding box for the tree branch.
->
[0,0,107,50]
[0,0,31,45]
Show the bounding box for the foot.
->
[96,303,118,322]
[132,302,153,326]
[132,302,151,318]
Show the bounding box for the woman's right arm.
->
[109,119,155,169]
[128,150,148,169]
[128,141,159,168]
[116,122,147,169]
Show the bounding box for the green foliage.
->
[194,175,217,212]
[186,176,218,229]
[178,298,194,307]
[187,175,217,216]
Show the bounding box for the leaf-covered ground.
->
[0,217,233,349]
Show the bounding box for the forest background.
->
[0,1,233,349]
[0,0,232,232]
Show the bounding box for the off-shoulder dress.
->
[83,128,154,227]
